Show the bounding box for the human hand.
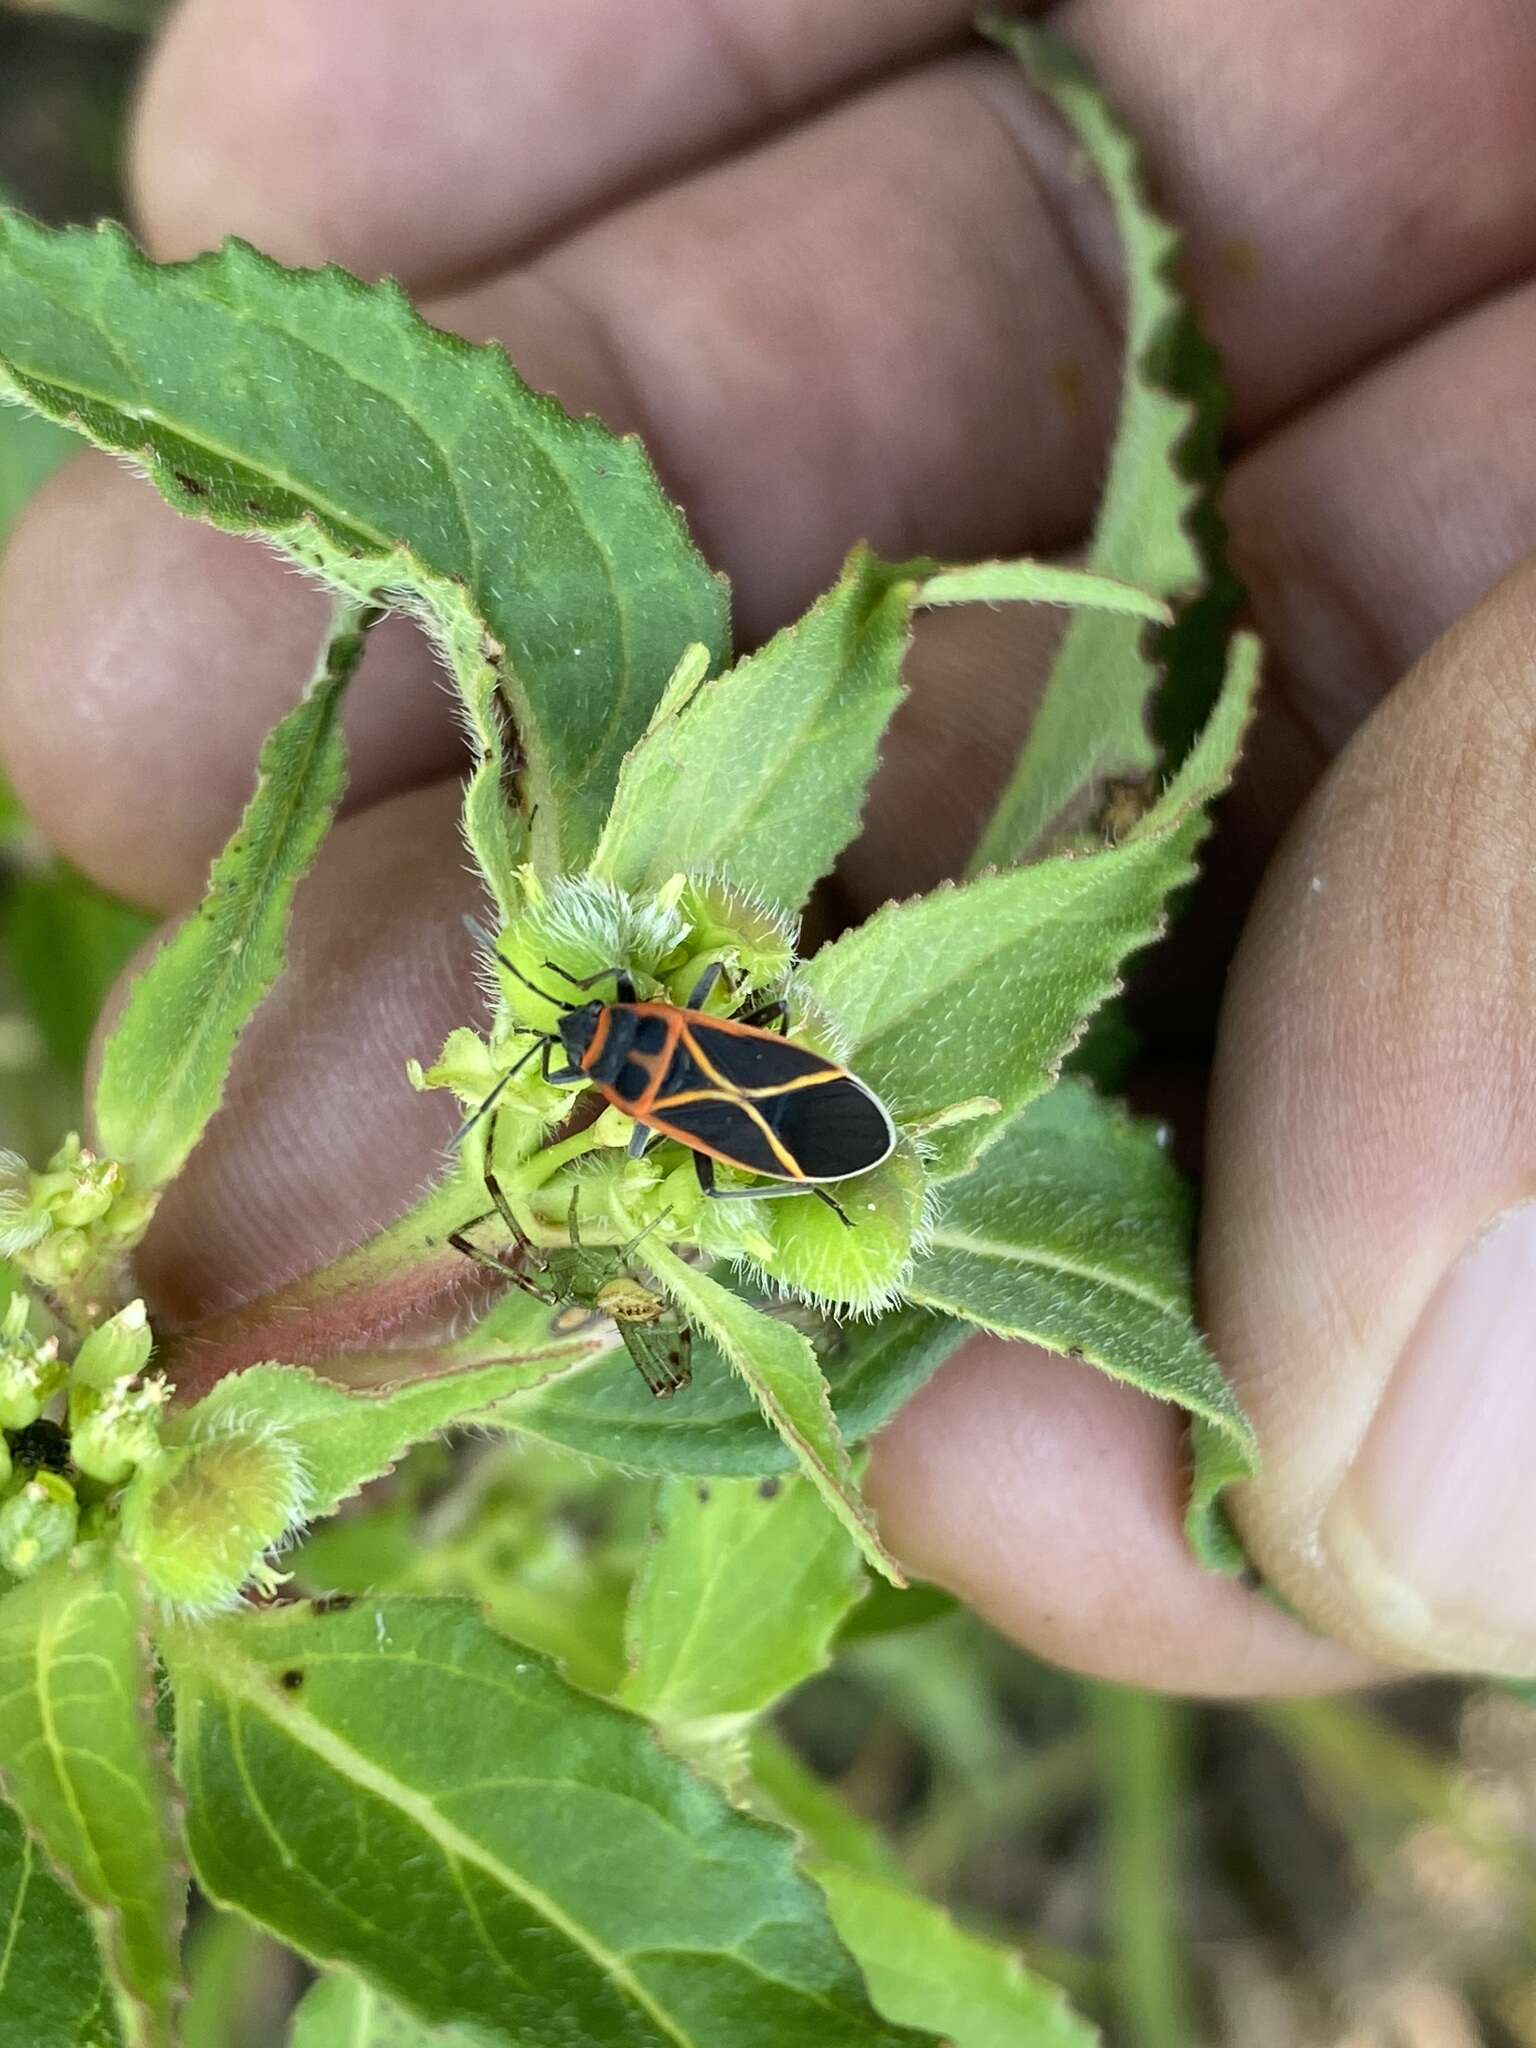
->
[4,0,1533,1692]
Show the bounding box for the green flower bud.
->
[742,1141,930,1317]
[0,1471,78,1578]
[0,1297,64,1431]
[493,871,688,1034]
[122,1419,311,1614]
[0,1138,154,1294]
[72,1298,154,1391]
[667,875,797,1007]
[69,1372,169,1486]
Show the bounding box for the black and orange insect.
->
[466,953,895,1224]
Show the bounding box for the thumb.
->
[1204,555,1536,1677]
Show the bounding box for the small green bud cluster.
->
[0,1135,153,1295]
[0,1292,64,1430]
[0,1297,171,1581]
[0,1468,77,1577]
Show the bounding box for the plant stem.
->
[1090,1682,1197,2048]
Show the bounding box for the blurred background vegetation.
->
[1,6,1533,2043]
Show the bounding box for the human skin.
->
[4,0,1536,1694]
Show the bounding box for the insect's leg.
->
[541,960,636,1001]
[541,1037,585,1086]
[736,997,789,1035]
[627,1121,657,1161]
[450,1035,548,1146]
[566,1185,583,1250]
[694,1151,853,1226]
[447,1211,559,1299]
[685,960,725,1010]
[811,1186,852,1227]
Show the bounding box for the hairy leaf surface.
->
[182,1353,590,1525]
[0,213,728,876]
[0,1556,182,2046]
[641,1242,904,1585]
[806,634,1257,1176]
[94,600,371,1195]
[973,20,1231,865]
[496,1308,968,1475]
[593,551,918,912]
[590,550,1170,915]
[169,1599,936,2048]
[905,1079,1252,1464]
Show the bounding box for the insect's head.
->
[557,1001,605,1067]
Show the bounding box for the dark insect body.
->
[450,1199,692,1398]
[470,954,896,1224]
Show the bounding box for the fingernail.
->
[1324,1203,1536,1665]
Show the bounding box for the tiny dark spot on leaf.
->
[312,1594,356,1615]
[757,1477,782,1501]
[279,1668,305,1691]
[696,1484,710,1504]
[172,472,207,499]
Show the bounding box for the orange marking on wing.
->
[636,1101,808,1181]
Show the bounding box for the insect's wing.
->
[768,1073,894,1178]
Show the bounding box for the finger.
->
[136,0,1536,437]
[0,457,460,909]
[133,0,982,285]
[866,1338,1378,1696]
[1228,275,1536,767]
[129,778,484,1326]
[1,49,1127,905]
[1202,556,1536,1678]
[1060,0,1536,434]
[22,0,1536,907]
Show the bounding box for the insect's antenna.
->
[460,912,570,1011]
[450,1036,545,1147]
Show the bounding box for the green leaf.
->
[93,598,372,1196]
[745,1729,905,1883]
[815,1865,1097,2048]
[640,1241,904,1585]
[0,1796,121,2048]
[1185,1416,1252,1575]
[588,548,1172,918]
[916,558,1171,622]
[0,212,729,876]
[289,1974,481,2047]
[904,1079,1253,1465]
[497,1306,969,1476]
[808,632,1257,1176]
[620,1472,865,1723]
[972,19,1233,866]
[592,550,918,913]
[5,868,153,1078]
[181,1352,589,1528]
[0,1554,183,2046]
[168,1597,937,2048]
